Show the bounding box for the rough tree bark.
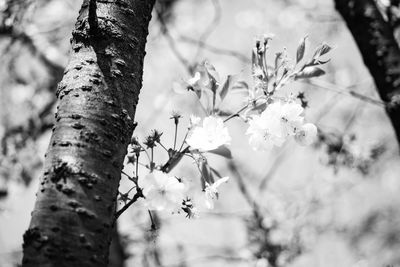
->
[22,0,155,266]
[335,0,400,146]
[109,225,126,267]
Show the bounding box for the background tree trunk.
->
[335,0,400,146]
[22,0,155,266]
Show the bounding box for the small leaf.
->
[207,145,232,159]
[316,58,331,65]
[313,43,332,59]
[219,75,238,101]
[232,81,249,90]
[204,61,220,84]
[200,170,206,190]
[194,88,202,99]
[296,36,307,64]
[210,167,223,178]
[251,102,267,112]
[319,43,332,56]
[200,158,214,185]
[251,47,258,67]
[295,67,325,79]
[274,52,283,72]
[216,110,232,116]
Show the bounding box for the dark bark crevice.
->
[335,0,400,147]
[22,0,155,266]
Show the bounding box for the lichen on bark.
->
[22,0,155,266]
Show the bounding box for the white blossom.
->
[204,176,230,209]
[246,112,286,150]
[252,66,264,78]
[186,116,231,151]
[246,100,315,150]
[295,123,317,146]
[141,171,185,212]
[189,115,201,129]
[269,101,304,135]
[187,72,201,87]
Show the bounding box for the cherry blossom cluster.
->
[119,35,331,219]
[246,101,317,150]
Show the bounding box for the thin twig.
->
[114,188,144,220]
[223,104,248,122]
[148,210,157,230]
[228,161,262,219]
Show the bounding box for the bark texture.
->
[108,224,126,267]
[335,0,400,146]
[22,0,155,266]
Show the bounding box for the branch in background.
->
[192,0,222,61]
[179,35,250,64]
[335,0,400,147]
[155,4,194,74]
[0,11,66,157]
[155,0,226,74]
[228,161,262,217]
[0,0,65,188]
[303,79,386,107]
[0,1,66,89]
[155,0,180,25]
[143,211,163,267]
[258,145,288,191]
[228,161,284,267]
[1,98,55,155]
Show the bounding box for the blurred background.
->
[1,0,400,266]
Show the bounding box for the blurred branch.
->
[228,161,263,216]
[332,101,364,172]
[1,99,54,155]
[179,35,250,64]
[258,145,288,191]
[192,0,222,60]
[0,22,65,156]
[155,4,194,74]
[202,210,250,218]
[143,211,164,267]
[315,93,341,123]
[154,0,229,74]
[228,161,284,267]
[155,0,180,25]
[0,25,65,81]
[301,79,386,107]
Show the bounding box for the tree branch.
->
[335,0,400,147]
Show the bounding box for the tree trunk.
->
[22,0,155,266]
[108,223,126,267]
[335,0,400,147]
